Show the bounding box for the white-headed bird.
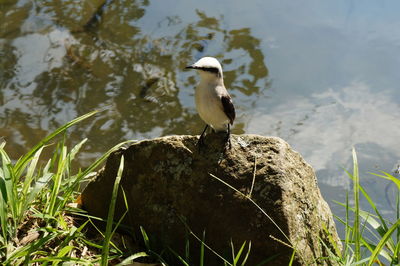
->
[186,57,236,149]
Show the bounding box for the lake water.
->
[2,0,400,237]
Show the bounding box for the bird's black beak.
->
[185,65,196,69]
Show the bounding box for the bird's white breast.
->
[195,83,230,131]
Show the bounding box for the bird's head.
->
[186,57,223,81]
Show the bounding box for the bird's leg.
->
[198,124,208,148]
[225,124,232,150]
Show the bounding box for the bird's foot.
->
[197,135,206,151]
[197,124,209,152]
[224,133,232,152]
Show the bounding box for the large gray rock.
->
[81,134,341,265]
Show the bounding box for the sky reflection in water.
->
[2,0,400,226]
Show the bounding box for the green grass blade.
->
[397,190,400,244]
[352,257,372,265]
[368,218,400,265]
[321,221,342,258]
[14,110,99,177]
[26,173,53,209]
[116,252,149,265]
[68,138,88,163]
[288,248,296,266]
[6,232,56,263]
[55,245,74,259]
[358,184,389,233]
[24,146,43,182]
[0,147,13,202]
[232,241,246,265]
[240,241,251,266]
[335,201,392,260]
[0,150,10,242]
[230,239,235,265]
[64,138,88,183]
[360,241,392,261]
[177,215,231,265]
[22,146,43,196]
[0,147,18,234]
[344,191,350,259]
[61,140,134,208]
[370,172,400,190]
[316,233,342,264]
[393,242,400,265]
[200,230,205,266]
[352,147,361,261]
[109,189,129,247]
[336,201,387,240]
[140,226,150,250]
[344,165,397,252]
[18,146,44,222]
[101,155,124,266]
[345,171,390,234]
[47,144,67,216]
[168,247,190,266]
[397,190,400,263]
[31,256,91,265]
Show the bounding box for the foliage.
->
[331,148,400,265]
[0,111,135,265]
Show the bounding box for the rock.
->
[81,133,341,265]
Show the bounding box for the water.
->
[2,0,400,236]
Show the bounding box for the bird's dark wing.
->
[221,95,236,125]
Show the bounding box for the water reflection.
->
[3,0,400,238]
[0,0,269,164]
[250,81,400,183]
[248,81,400,219]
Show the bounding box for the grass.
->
[1,112,399,265]
[331,148,400,265]
[0,110,137,265]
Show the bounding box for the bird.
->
[186,57,236,149]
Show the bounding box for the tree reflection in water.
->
[0,1,269,165]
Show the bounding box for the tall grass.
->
[0,111,134,264]
[101,155,125,266]
[333,148,400,265]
